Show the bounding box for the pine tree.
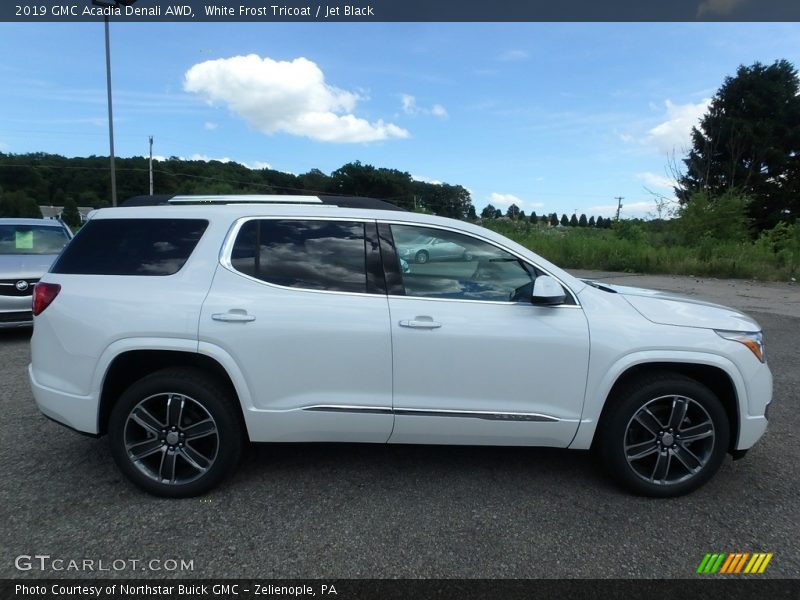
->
[677,60,800,230]
[61,196,81,228]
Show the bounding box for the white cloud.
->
[645,99,710,154]
[697,0,745,17]
[190,153,234,163]
[411,174,444,185]
[489,192,544,210]
[431,104,448,118]
[498,50,529,62]
[400,94,448,119]
[401,94,416,114]
[204,121,218,130]
[157,154,273,170]
[185,54,409,143]
[636,172,677,191]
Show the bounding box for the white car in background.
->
[0,218,72,328]
[397,233,471,264]
[28,195,771,498]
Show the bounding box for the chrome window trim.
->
[218,215,382,299]
[379,218,581,307]
[219,215,581,308]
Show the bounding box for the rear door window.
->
[52,218,208,276]
[230,219,371,294]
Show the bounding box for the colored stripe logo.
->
[697,552,773,574]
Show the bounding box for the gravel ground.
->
[1,271,797,579]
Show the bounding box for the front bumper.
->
[736,361,772,450]
[29,364,100,434]
[0,294,34,328]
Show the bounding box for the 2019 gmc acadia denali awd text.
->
[28,195,772,497]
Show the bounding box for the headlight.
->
[715,330,765,363]
[399,248,411,256]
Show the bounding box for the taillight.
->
[32,283,61,316]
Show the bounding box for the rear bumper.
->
[29,364,100,435]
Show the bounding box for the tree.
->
[589,216,596,227]
[0,190,41,218]
[578,214,588,227]
[506,203,521,219]
[569,214,579,227]
[677,60,800,231]
[676,190,751,244]
[61,196,81,228]
[549,213,559,227]
[560,214,569,226]
[494,208,502,219]
[481,204,497,219]
[518,210,526,220]
[529,211,538,223]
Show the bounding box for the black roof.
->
[121,194,406,212]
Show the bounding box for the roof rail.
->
[121,194,407,212]
[169,194,322,204]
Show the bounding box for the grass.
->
[482,220,799,281]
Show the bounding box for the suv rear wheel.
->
[600,373,730,497]
[108,368,243,497]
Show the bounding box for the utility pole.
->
[148,135,154,195]
[614,196,624,221]
[103,14,117,206]
[93,0,138,206]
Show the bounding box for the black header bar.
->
[3,0,800,22]
[2,579,799,600]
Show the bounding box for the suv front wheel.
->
[108,368,244,497]
[600,373,730,497]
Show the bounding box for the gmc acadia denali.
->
[29,195,772,497]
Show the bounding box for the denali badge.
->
[15,280,29,292]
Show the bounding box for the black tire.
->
[415,250,429,264]
[599,372,729,497]
[108,368,244,498]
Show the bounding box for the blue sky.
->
[1,22,798,218]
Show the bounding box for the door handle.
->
[399,317,441,329]
[212,310,256,323]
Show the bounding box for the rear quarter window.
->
[52,218,208,276]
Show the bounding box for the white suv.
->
[29,195,772,498]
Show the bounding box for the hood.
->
[0,253,59,279]
[590,282,761,333]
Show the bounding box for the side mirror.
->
[531,275,566,305]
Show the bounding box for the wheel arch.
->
[571,353,744,453]
[95,343,250,437]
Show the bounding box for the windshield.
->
[0,224,70,255]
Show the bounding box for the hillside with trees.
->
[0,154,475,220]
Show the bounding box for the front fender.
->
[569,350,746,450]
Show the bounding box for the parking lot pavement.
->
[1,275,798,579]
